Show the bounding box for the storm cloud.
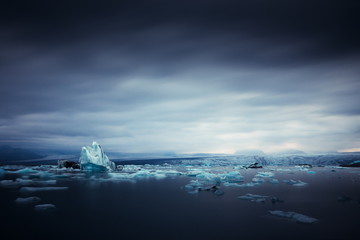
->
[1,0,359,153]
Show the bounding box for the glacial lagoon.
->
[1,161,360,240]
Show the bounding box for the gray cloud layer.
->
[1,0,360,153]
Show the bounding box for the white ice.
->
[79,141,115,171]
[269,210,318,224]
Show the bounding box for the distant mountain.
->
[0,145,44,161]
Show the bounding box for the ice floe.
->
[283,179,307,186]
[271,197,284,204]
[34,204,56,212]
[0,178,56,188]
[238,193,269,203]
[15,196,41,204]
[20,186,69,193]
[219,171,244,182]
[255,172,275,178]
[269,210,318,224]
[269,178,279,184]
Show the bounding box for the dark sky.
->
[1,0,360,153]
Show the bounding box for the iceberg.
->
[79,141,115,171]
[269,210,318,224]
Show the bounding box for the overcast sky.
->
[1,0,359,153]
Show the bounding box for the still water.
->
[1,165,359,240]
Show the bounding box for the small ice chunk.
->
[0,168,5,177]
[238,193,268,203]
[15,196,41,204]
[195,172,221,185]
[34,204,56,212]
[13,168,39,174]
[224,182,260,187]
[223,182,242,187]
[121,165,142,172]
[214,189,224,196]
[1,178,57,188]
[220,171,244,183]
[283,179,307,186]
[269,210,318,224]
[239,182,259,187]
[0,179,20,187]
[20,186,68,193]
[255,172,274,178]
[271,196,284,204]
[269,178,279,184]
[79,141,115,171]
[307,171,316,174]
[31,171,55,179]
[252,177,265,184]
[184,180,203,193]
[187,190,199,194]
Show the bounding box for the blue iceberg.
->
[79,142,115,171]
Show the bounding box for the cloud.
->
[0,1,360,153]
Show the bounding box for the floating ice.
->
[184,180,204,194]
[252,177,265,184]
[133,170,167,179]
[11,168,39,175]
[15,196,41,204]
[30,171,55,179]
[79,141,115,171]
[271,196,284,204]
[238,193,268,203]
[255,172,275,178]
[269,178,279,184]
[219,171,244,182]
[269,210,318,224]
[0,168,5,177]
[121,165,142,172]
[0,178,57,188]
[283,179,307,186]
[20,186,68,193]
[195,172,221,185]
[223,182,242,187]
[213,189,224,196]
[34,204,56,211]
[223,182,259,187]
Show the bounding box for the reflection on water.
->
[0,164,359,240]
